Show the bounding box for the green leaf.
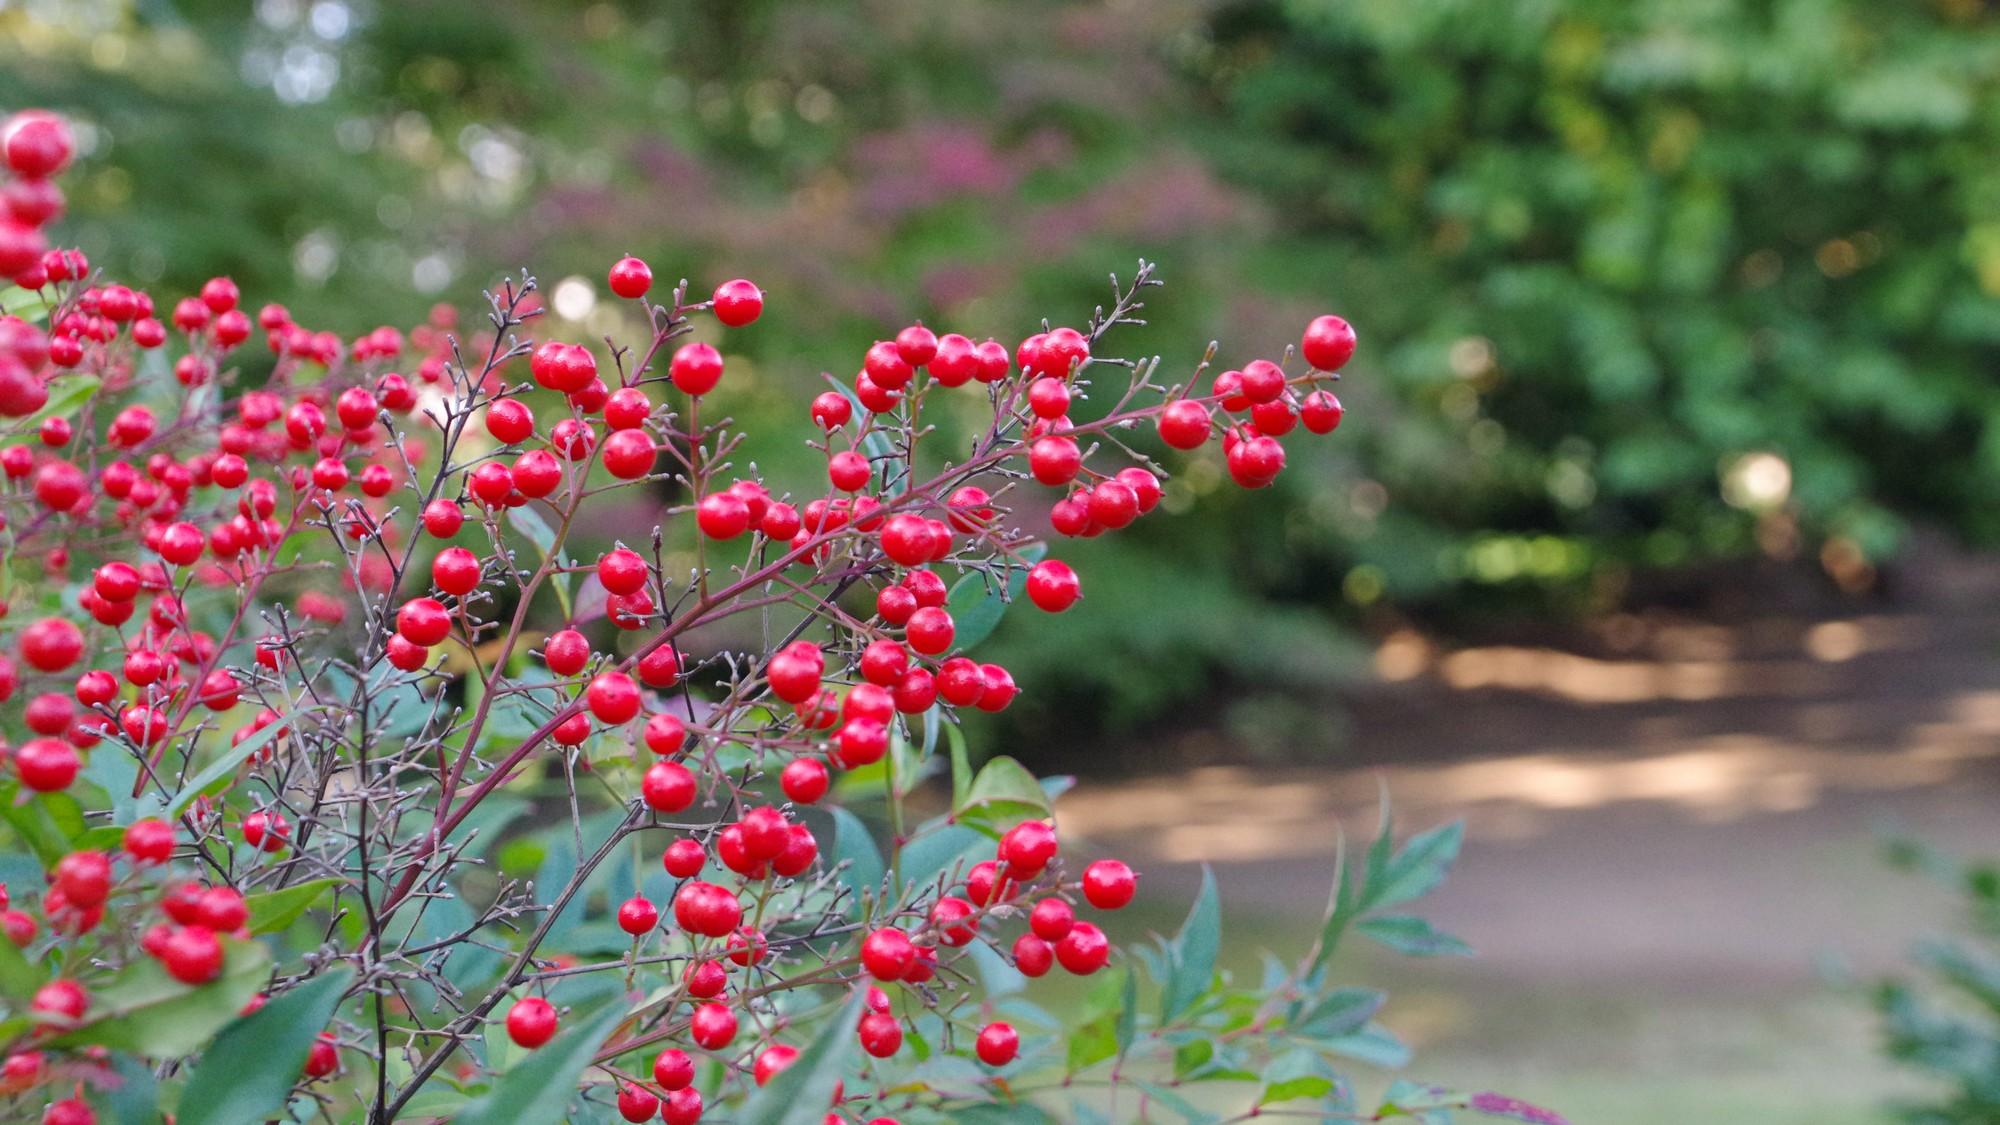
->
[1290,987,1384,1040]
[0,785,80,866]
[243,878,343,936]
[1173,1038,1213,1079]
[453,1000,626,1125]
[1066,1012,1118,1072]
[952,756,1051,837]
[52,939,271,1056]
[1375,821,1462,909]
[733,990,866,1125]
[829,806,884,904]
[506,505,558,560]
[943,716,972,811]
[167,718,297,818]
[898,822,986,887]
[944,542,1047,652]
[1357,915,1472,958]
[177,967,354,1125]
[102,1052,162,1125]
[1323,1021,1411,1068]
[1161,866,1220,1022]
[0,931,42,1001]
[1116,965,1138,1055]
[1259,1048,1336,1105]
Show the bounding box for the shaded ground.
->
[1057,535,2000,1122]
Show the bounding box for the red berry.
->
[780,758,829,804]
[600,429,658,478]
[643,712,686,755]
[827,450,871,492]
[1226,433,1286,488]
[616,896,659,935]
[930,896,977,946]
[609,256,653,299]
[766,641,823,703]
[1082,859,1138,909]
[54,850,110,909]
[604,387,652,430]
[42,1099,94,1125]
[858,1011,903,1058]
[303,1035,338,1080]
[1302,315,1357,372]
[1301,390,1344,434]
[754,1043,800,1086]
[905,606,954,655]
[485,398,535,444]
[597,548,648,595]
[431,547,481,596]
[696,492,750,539]
[16,738,77,791]
[1056,921,1111,974]
[690,1001,738,1049]
[811,391,852,429]
[396,598,451,647]
[864,340,914,390]
[530,341,596,394]
[586,671,641,724]
[3,111,74,178]
[642,761,697,813]
[1028,436,1081,486]
[506,997,559,1048]
[663,838,706,878]
[673,881,743,937]
[1025,559,1080,612]
[895,324,938,366]
[684,959,727,998]
[422,499,465,537]
[670,342,725,396]
[661,1087,703,1125]
[861,927,916,981]
[1000,820,1059,875]
[160,924,224,984]
[653,1047,696,1089]
[713,279,764,326]
[975,1021,1019,1066]
[20,617,83,672]
[616,1083,658,1123]
[1157,399,1211,449]
[1030,898,1075,941]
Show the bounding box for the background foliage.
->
[8,0,1997,762]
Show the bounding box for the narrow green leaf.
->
[1375,821,1463,909]
[167,718,297,818]
[829,806,885,904]
[1357,915,1472,958]
[1116,965,1138,1055]
[453,1000,626,1125]
[506,505,558,560]
[177,967,354,1125]
[944,542,1047,652]
[899,822,986,887]
[1133,1079,1223,1124]
[1161,866,1219,1022]
[953,755,1052,837]
[243,878,343,935]
[1290,987,1384,1040]
[1259,1048,1336,1105]
[943,717,972,811]
[1323,1021,1411,1068]
[51,939,271,1056]
[733,990,866,1125]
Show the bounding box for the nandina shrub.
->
[0,109,1561,1125]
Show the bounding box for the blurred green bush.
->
[8,0,1998,764]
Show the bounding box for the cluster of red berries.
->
[0,106,1358,1124]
